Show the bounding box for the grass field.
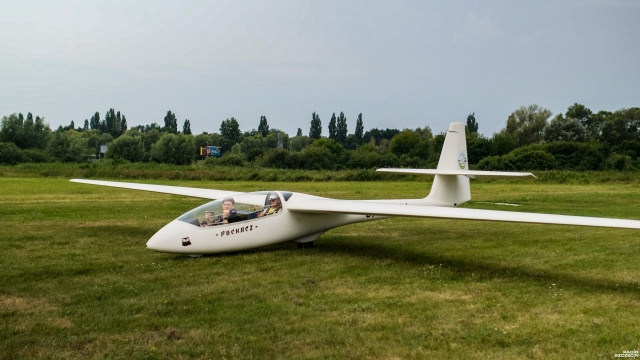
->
[1,176,640,359]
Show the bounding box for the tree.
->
[336,112,348,144]
[466,133,492,165]
[47,130,87,162]
[100,108,127,137]
[389,128,432,165]
[466,113,478,133]
[290,135,312,151]
[258,116,269,137]
[362,128,400,146]
[565,103,596,140]
[328,113,337,140]
[121,115,127,134]
[0,113,24,147]
[565,103,592,125]
[150,133,195,165]
[183,119,192,135]
[219,117,242,153]
[90,112,100,130]
[142,128,161,153]
[309,112,322,139]
[502,104,552,147]
[0,113,51,149]
[355,113,364,144]
[544,115,588,142]
[106,135,145,162]
[296,128,303,137]
[600,108,640,148]
[163,111,178,134]
[490,133,516,156]
[390,130,421,156]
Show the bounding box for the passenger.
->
[259,193,282,217]
[218,197,238,224]
[201,210,216,227]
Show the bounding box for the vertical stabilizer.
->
[425,122,470,206]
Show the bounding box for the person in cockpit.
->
[218,197,238,224]
[200,197,237,227]
[201,210,217,227]
[258,193,282,217]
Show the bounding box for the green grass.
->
[1,177,640,359]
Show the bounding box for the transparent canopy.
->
[177,191,291,227]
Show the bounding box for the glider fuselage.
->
[147,191,384,254]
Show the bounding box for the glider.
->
[71,122,640,254]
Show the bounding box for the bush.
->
[299,146,334,170]
[23,148,51,163]
[606,154,635,171]
[218,153,246,167]
[508,148,556,171]
[284,152,305,169]
[106,135,145,162]
[476,155,516,171]
[611,140,640,161]
[150,133,196,165]
[259,148,290,168]
[47,131,87,162]
[347,149,382,169]
[544,142,604,171]
[0,142,26,164]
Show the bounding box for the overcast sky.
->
[1,0,638,137]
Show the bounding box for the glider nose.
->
[146,220,194,253]
[146,226,178,253]
[146,233,164,252]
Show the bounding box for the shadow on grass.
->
[149,232,640,296]
[311,238,640,296]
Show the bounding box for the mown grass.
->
[1,177,640,359]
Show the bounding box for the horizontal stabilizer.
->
[377,168,536,179]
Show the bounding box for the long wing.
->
[287,199,640,230]
[70,179,240,200]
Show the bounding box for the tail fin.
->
[424,122,470,207]
[376,122,535,207]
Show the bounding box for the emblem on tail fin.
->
[458,153,467,169]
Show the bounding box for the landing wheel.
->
[297,241,314,249]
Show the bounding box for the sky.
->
[1,0,639,137]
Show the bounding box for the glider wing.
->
[70,179,240,200]
[287,199,640,230]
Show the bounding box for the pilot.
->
[218,197,238,224]
[259,193,282,217]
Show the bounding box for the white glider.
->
[71,122,640,254]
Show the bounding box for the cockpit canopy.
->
[177,191,292,227]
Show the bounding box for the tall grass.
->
[2,161,640,183]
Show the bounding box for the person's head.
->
[222,197,235,210]
[268,193,281,207]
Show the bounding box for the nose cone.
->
[146,231,176,253]
[146,232,165,252]
[146,220,193,253]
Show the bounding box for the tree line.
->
[1,104,639,171]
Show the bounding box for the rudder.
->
[425,122,470,206]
